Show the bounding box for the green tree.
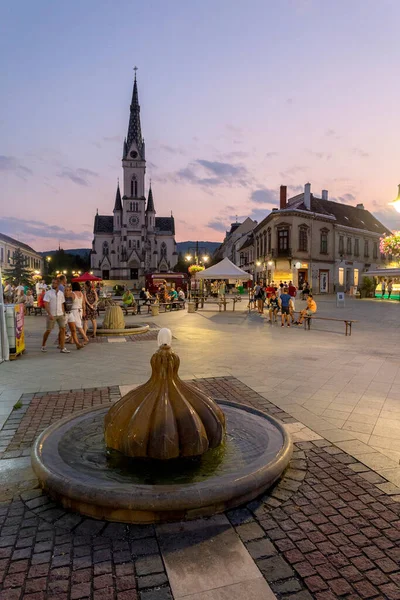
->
[173,252,189,273]
[5,247,34,285]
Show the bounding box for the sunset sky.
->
[1,0,400,251]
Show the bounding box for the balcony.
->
[272,248,292,258]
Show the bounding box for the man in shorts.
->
[41,278,70,353]
[296,294,317,325]
[279,287,293,327]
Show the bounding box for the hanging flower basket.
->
[380,232,400,257]
[188,264,205,276]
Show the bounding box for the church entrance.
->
[102,270,109,280]
[130,268,138,280]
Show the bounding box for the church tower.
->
[122,69,146,233]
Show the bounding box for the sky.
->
[1,0,400,251]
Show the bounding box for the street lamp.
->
[389,184,400,213]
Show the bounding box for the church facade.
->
[90,73,178,285]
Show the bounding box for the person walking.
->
[288,281,297,322]
[279,287,292,327]
[83,281,98,337]
[381,278,386,299]
[387,279,393,299]
[64,285,84,349]
[71,282,89,344]
[41,278,70,353]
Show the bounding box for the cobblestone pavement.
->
[0,378,399,599]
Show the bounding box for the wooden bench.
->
[203,299,231,312]
[303,315,357,336]
[158,301,186,312]
[122,305,138,316]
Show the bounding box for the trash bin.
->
[187,302,195,314]
[151,305,159,317]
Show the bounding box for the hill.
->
[39,248,90,259]
[176,241,220,255]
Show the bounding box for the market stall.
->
[194,258,253,311]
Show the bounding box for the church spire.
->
[146,182,155,213]
[125,67,144,159]
[113,180,122,211]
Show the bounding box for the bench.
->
[158,301,186,312]
[303,315,357,336]
[122,305,138,316]
[203,299,231,312]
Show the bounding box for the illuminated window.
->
[354,269,359,286]
[339,267,344,285]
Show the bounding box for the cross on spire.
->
[134,66,138,80]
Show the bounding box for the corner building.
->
[250,184,391,293]
[91,74,177,286]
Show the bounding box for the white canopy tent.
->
[194,257,253,281]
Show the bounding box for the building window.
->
[364,240,369,257]
[130,176,138,197]
[320,231,328,254]
[262,232,266,257]
[102,242,109,256]
[129,240,131,248]
[278,229,289,251]
[160,242,167,259]
[267,229,271,253]
[346,237,352,254]
[354,269,359,286]
[354,239,360,256]
[373,242,378,259]
[7,250,10,263]
[338,267,344,285]
[298,227,308,252]
[339,236,344,255]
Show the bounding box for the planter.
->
[187,302,195,314]
[151,305,159,317]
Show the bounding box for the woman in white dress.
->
[71,282,89,344]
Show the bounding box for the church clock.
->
[129,215,139,227]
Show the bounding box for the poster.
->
[14,304,25,354]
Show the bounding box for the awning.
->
[362,268,400,277]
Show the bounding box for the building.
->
[0,233,43,277]
[213,218,257,264]
[246,184,391,293]
[91,73,177,286]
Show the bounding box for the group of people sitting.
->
[252,280,317,328]
[120,283,186,312]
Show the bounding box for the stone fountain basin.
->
[31,401,292,524]
[96,324,150,336]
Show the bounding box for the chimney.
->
[356,203,365,210]
[322,189,328,200]
[304,182,311,210]
[280,185,287,209]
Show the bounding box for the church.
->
[90,72,178,285]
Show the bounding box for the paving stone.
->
[257,555,295,582]
[139,589,172,600]
[135,555,164,577]
[137,572,168,590]
[246,538,276,559]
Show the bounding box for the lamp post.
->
[184,243,210,301]
[46,256,52,276]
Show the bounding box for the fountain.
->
[96,297,149,336]
[31,329,292,523]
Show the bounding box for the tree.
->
[173,252,189,274]
[5,247,34,285]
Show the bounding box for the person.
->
[37,288,46,309]
[15,288,27,307]
[279,287,292,327]
[64,285,84,349]
[288,281,297,322]
[254,282,264,313]
[387,279,393,299]
[25,290,35,315]
[57,274,67,293]
[302,281,310,300]
[41,278,70,353]
[381,278,386,299]
[177,287,185,301]
[296,294,317,325]
[83,281,98,337]
[4,281,13,304]
[122,289,136,309]
[268,292,279,323]
[71,282,89,344]
[169,287,178,301]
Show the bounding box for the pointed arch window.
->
[160,242,167,259]
[102,242,109,256]
[130,175,138,197]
